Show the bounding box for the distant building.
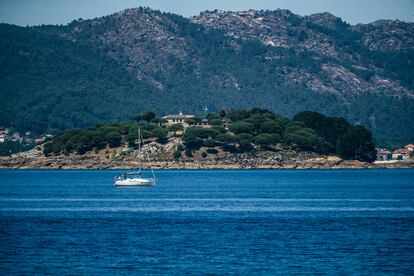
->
[0,134,5,143]
[201,118,209,125]
[376,148,392,161]
[405,144,414,152]
[11,133,21,142]
[35,138,45,144]
[162,112,195,128]
[392,149,411,160]
[168,130,184,138]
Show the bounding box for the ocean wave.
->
[1,207,414,212]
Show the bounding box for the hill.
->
[0,7,413,146]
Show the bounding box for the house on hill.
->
[161,112,195,128]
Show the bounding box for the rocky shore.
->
[1,144,413,170]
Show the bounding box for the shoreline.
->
[1,146,413,170]
[1,166,414,170]
[1,158,413,170]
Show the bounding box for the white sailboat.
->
[114,127,156,186]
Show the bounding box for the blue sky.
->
[0,0,413,26]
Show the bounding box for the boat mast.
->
[139,127,156,182]
[138,126,141,173]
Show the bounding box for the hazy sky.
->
[0,0,413,26]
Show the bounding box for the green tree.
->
[236,133,253,151]
[168,124,184,132]
[230,121,254,134]
[211,125,227,134]
[203,139,215,147]
[253,133,276,147]
[215,133,237,144]
[152,128,168,141]
[261,121,284,134]
[336,125,376,162]
[104,131,122,147]
[210,119,222,126]
[141,111,156,123]
[173,150,181,160]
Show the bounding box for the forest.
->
[1,9,413,148]
[44,109,376,162]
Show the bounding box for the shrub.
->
[211,125,227,134]
[185,118,196,126]
[215,133,236,144]
[141,130,153,139]
[207,113,221,121]
[206,148,218,154]
[168,124,184,132]
[185,148,193,157]
[177,144,185,151]
[203,139,215,147]
[201,151,208,158]
[152,128,168,140]
[210,119,222,126]
[173,150,181,160]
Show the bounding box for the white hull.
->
[115,178,155,186]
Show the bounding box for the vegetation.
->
[0,140,35,156]
[0,13,413,147]
[43,108,376,162]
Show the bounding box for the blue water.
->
[0,169,414,274]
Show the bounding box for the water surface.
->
[1,169,413,274]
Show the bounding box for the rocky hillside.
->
[0,7,413,145]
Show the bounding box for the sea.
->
[0,169,413,274]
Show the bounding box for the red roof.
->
[393,149,410,155]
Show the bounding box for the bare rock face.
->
[70,7,189,90]
[2,7,413,143]
[64,7,414,100]
[353,20,414,52]
[191,9,414,99]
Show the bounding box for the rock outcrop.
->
[1,144,412,170]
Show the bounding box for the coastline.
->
[1,147,413,170]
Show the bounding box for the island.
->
[1,109,413,169]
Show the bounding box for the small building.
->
[35,138,44,144]
[11,133,21,142]
[376,148,392,161]
[162,112,195,128]
[0,134,5,143]
[392,149,411,160]
[168,130,184,138]
[405,144,414,152]
[200,119,209,125]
